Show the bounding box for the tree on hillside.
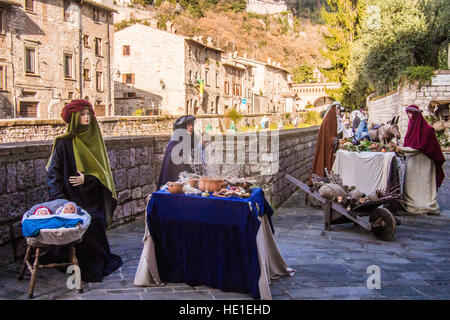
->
[293,64,315,83]
[217,0,246,12]
[348,0,449,96]
[174,0,245,17]
[285,0,327,20]
[320,0,359,83]
[418,0,449,69]
[319,0,360,107]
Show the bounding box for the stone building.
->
[366,70,450,141]
[246,0,287,15]
[292,82,340,110]
[0,0,116,119]
[237,55,293,114]
[113,23,225,116]
[220,52,254,115]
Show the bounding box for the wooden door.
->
[95,104,106,116]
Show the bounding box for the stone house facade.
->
[0,0,116,119]
[220,52,254,115]
[113,24,225,116]
[185,36,225,115]
[237,55,293,114]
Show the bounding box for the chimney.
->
[243,53,247,59]
[198,35,204,43]
[267,58,271,64]
[207,37,213,46]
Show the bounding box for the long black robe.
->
[157,130,206,190]
[45,138,122,282]
[157,139,192,190]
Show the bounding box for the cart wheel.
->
[369,208,396,241]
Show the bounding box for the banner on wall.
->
[197,78,204,103]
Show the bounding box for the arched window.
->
[95,60,103,92]
[83,58,91,83]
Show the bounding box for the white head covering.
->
[328,101,344,134]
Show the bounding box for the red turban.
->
[61,99,96,123]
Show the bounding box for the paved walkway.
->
[1,155,449,300]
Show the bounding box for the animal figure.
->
[369,116,401,145]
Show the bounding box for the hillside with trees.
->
[320,0,449,109]
[116,0,330,79]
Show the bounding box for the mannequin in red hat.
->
[42,99,122,282]
[396,105,445,215]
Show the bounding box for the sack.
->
[318,183,347,201]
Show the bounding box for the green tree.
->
[178,0,221,17]
[348,0,448,96]
[293,64,315,83]
[356,0,427,93]
[418,0,449,69]
[319,0,361,108]
[320,0,359,84]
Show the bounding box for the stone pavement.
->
[1,155,449,300]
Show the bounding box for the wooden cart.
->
[286,174,401,241]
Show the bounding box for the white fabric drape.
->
[332,150,396,195]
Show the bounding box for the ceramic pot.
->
[198,178,226,193]
[167,182,184,194]
[188,178,199,188]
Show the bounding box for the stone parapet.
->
[0,114,284,144]
[0,127,318,266]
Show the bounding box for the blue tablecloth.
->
[147,188,274,299]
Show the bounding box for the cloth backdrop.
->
[332,150,396,195]
[308,103,338,185]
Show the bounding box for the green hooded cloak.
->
[47,109,117,225]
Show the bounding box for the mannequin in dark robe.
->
[157,115,199,189]
[43,100,122,282]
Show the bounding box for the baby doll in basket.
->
[32,201,79,216]
[22,199,91,238]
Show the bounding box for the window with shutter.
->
[123,45,130,56]
[19,101,38,117]
[25,47,36,74]
[123,73,135,84]
[25,0,34,12]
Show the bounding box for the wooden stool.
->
[18,238,83,298]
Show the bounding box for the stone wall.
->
[0,126,318,266]
[0,113,283,143]
[367,70,450,140]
